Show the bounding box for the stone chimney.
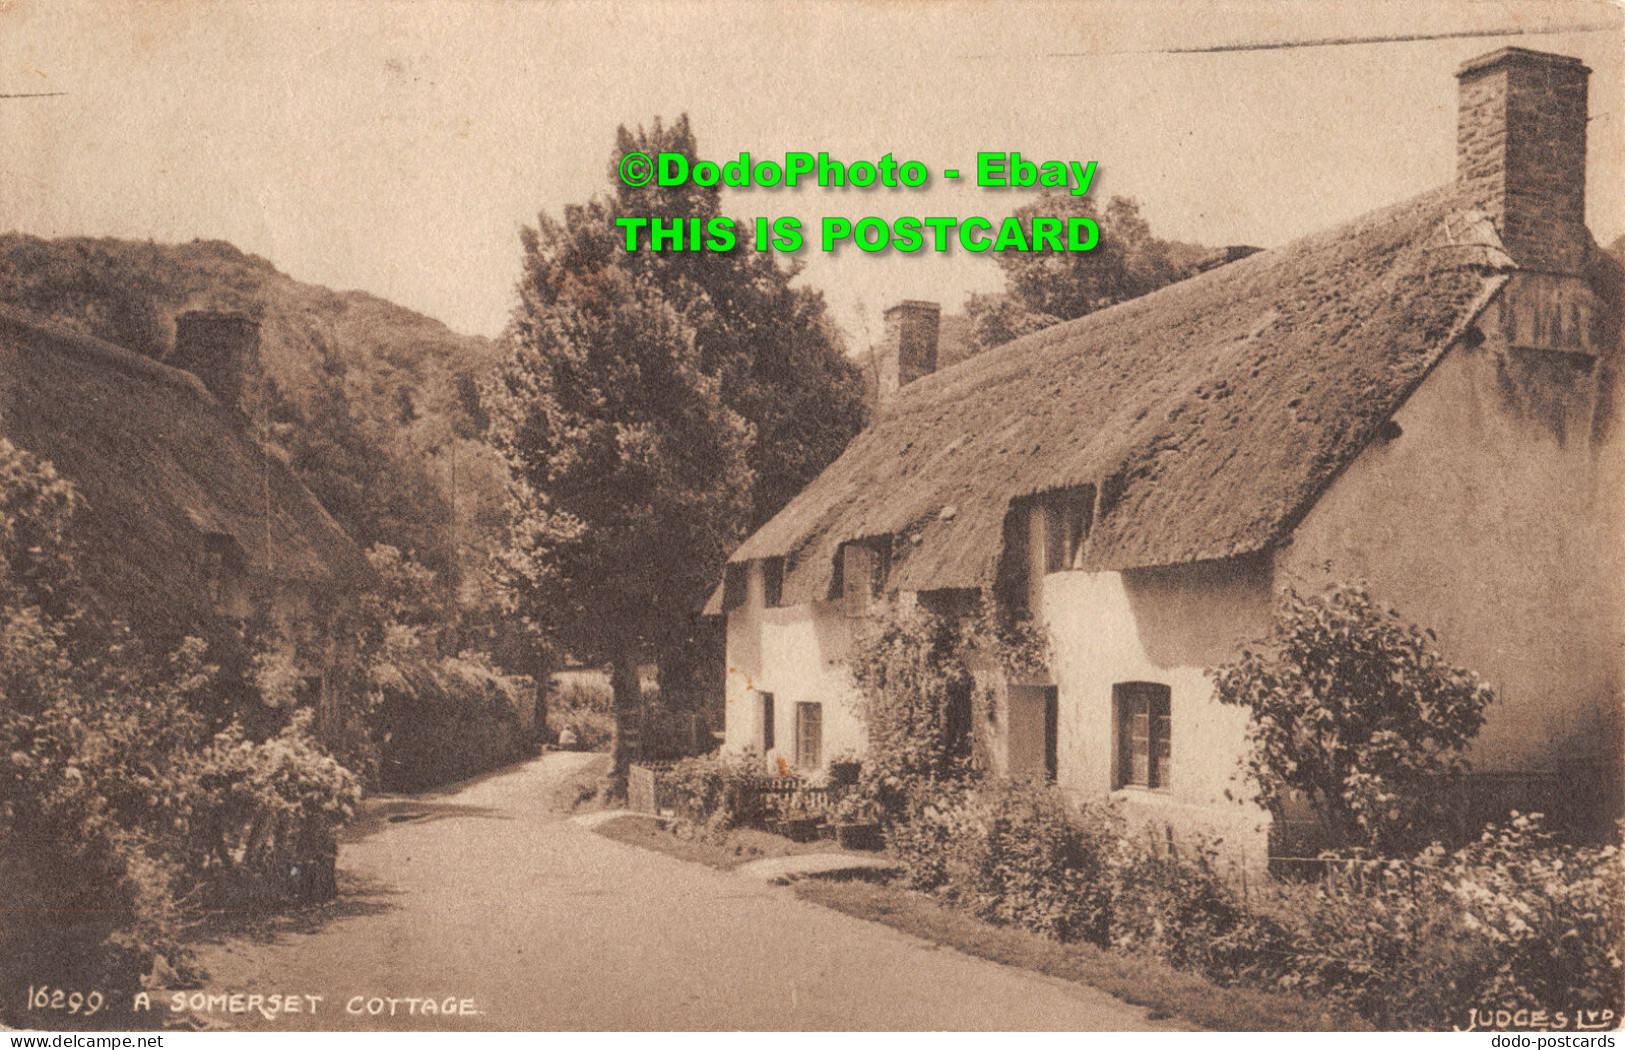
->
[877,300,940,403]
[1457,47,1591,276]
[170,311,259,408]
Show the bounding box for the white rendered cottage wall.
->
[1039,558,1274,870]
[723,559,868,773]
[1281,289,1625,794]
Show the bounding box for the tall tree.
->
[966,194,1189,353]
[489,118,867,779]
[609,117,867,533]
[487,211,754,785]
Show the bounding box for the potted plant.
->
[829,794,883,850]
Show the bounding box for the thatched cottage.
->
[0,304,375,727]
[711,48,1623,863]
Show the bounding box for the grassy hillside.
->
[0,234,510,603]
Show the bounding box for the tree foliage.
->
[966,194,1191,353]
[1211,584,1495,854]
[487,230,754,782]
[604,116,868,533]
[487,116,868,780]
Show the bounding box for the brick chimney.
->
[170,311,259,408]
[877,300,940,403]
[1457,47,1591,275]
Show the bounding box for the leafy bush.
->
[1212,585,1494,854]
[359,545,535,790]
[836,582,1614,1030]
[658,749,764,830]
[549,679,616,751]
[1432,815,1624,1015]
[942,780,1118,943]
[0,442,362,1019]
[1249,815,1625,1028]
[180,711,360,907]
[883,777,974,891]
[865,749,1621,1028]
[371,650,531,791]
[1107,827,1282,978]
[848,604,979,823]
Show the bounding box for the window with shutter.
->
[760,691,775,751]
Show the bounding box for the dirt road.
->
[184,752,1183,1031]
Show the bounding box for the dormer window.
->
[839,537,890,617]
[762,557,785,608]
[202,531,252,618]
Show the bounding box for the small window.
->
[1043,486,1095,573]
[795,702,822,769]
[723,563,748,612]
[1115,682,1171,791]
[202,531,251,617]
[760,691,775,751]
[762,557,785,608]
[840,538,888,617]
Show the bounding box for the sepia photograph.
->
[1,0,1622,1036]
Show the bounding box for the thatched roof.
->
[0,305,374,622]
[723,184,1519,608]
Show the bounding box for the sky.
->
[1,0,1621,348]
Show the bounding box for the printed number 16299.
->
[27,985,107,1017]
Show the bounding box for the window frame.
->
[795,701,822,770]
[1114,681,1172,792]
[762,557,785,609]
[1043,486,1095,574]
[760,691,775,752]
[722,563,748,612]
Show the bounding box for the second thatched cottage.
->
[710,47,1624,864]
[0,304,376,740]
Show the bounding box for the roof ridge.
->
[880,182,1491,419]
[0,302,216,404]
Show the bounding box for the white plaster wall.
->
[1040,562,1274,867]
[723,560,868,773]
[1281,304,1625,781]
